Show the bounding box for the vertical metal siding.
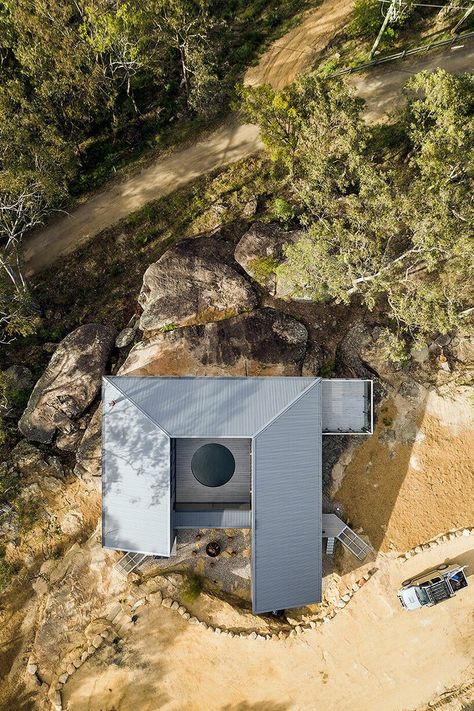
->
[252,382,322,614]
[174,509,252,528]
[102,380,172,556]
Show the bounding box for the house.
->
[102,376,373,614]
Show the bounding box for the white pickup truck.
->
[398,563,468,611]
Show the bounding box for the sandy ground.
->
[350,39,474,121]
[62,535,474,711]
[24,2,474,275]
[335,386,474,553]
[244,0,355,90]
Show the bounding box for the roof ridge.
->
[251,378,321,439]
[103,376,172,437]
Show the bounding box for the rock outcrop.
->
[138,232,257,332]
[121,308,308,376]
[234,221,302,296]
[74,407,102,486]
[19,324,115,444]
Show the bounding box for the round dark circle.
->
[191,443,235,487]
[206,541,221,557]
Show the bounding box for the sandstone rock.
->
[74,406,102,483]
[115,327,136,349]
[302,342,324,376]
[27,664,38,675]
[162,598,172,608]
[56,430,83,452]
[19,324,115,444]
[234,222,302,296]
[171,601,179,610]
[335,324,381,380]
[58,673,69,684]
[249,632,257,640]
[451,336,474,364]
[121,308,308,377]
[92,635,103,649]
[138,233,257,332]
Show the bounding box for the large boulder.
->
[120,308,308,376]
[234,222,302,296]
[19,324,115,444]
[138,232,257,332]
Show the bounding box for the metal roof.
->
[252,381,322,613]
[321,379,372,434]
[102,379,172,556]
[101,375,372,614]
[104,376,317,438]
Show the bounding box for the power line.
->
[378,0,474,9]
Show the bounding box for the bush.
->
[348,0,383,39]
[181,574,203,603]
[271,197,294,223]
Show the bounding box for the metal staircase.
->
[326,537,335,555]
[337,526,372,561]
[114,552,148,577]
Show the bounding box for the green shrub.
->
[271,197,294,223]
[320,357,336,378]
[247,256,280,285]
[348,0,382,39]
[181,574,203,603]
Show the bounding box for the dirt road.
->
[63,535,474,711]
[351,39,474,121]
[244,0,355,90]
[24,6,474,274]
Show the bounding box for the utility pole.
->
[452,3,474,34]
[370,0,405,58]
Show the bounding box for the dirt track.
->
[244,0,355,90]
[24,4,474,274]
[62,535,474,711]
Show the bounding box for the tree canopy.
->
[240,69,474,356]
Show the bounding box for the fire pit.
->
[206,541,221,557]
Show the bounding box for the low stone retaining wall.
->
[398,527,474,562]
[37,526,474,709]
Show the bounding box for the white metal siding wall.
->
[251,383,322,614]
[102,380,172,556]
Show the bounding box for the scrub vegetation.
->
[239,69,474,360]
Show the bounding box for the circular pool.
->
[191,443,235,487]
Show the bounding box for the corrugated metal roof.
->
[102,379,172,556]
[174,509,252,528]
[104,376,317,438]
[322,379,372,433]
[251,381,322,614]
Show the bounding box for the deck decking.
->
[175,437,251,504]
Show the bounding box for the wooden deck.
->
[175,438,251,504]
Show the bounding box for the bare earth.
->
[62,536,474,711]
[244,0,355,90]
[335,386,474,553]
[24,1,474,275]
